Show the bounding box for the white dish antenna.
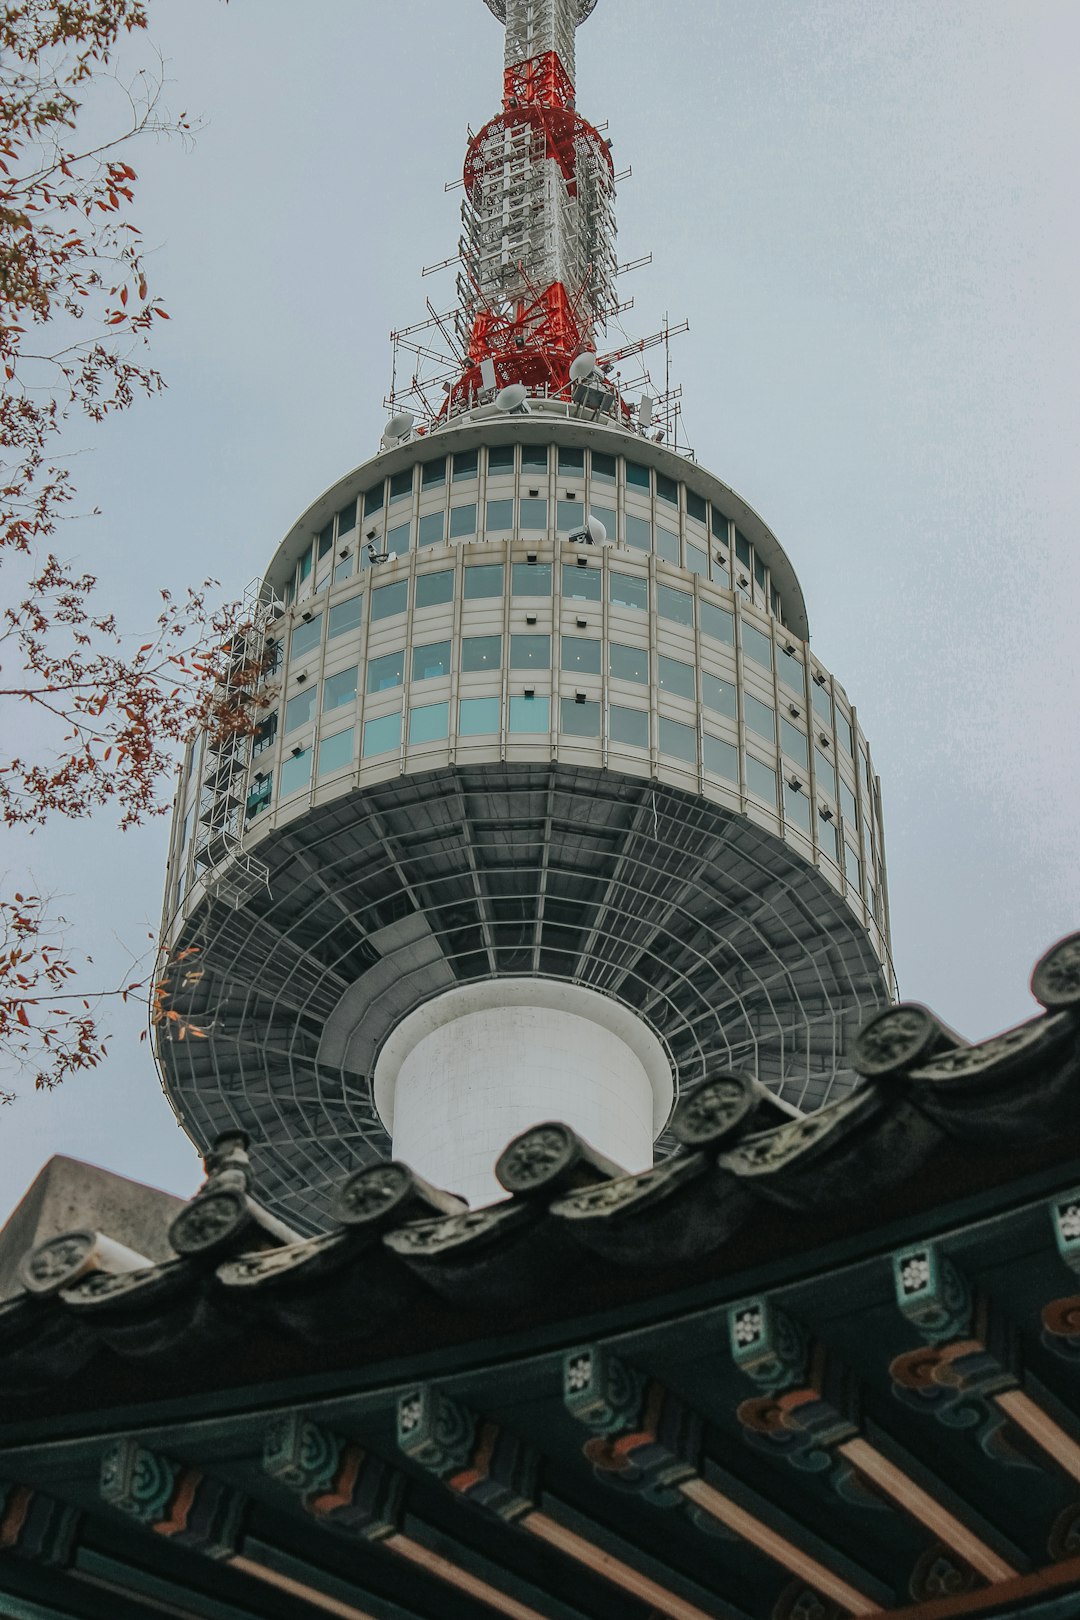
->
[495,383,529,414]
[586,513,607,545]
[569,351,598,382]
[381,410,415,449]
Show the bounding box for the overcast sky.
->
[3,0,1078,1225]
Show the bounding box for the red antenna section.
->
[454,0,616,408]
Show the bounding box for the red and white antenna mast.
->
[454,0,616,405]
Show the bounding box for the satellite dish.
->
[569,351,598,382]
[381,411,415,448]
[586,513,607,545]
[495,383,529,414]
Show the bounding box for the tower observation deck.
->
[157,0,894,1224]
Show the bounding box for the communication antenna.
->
[569,351,598,382]
[381,411,415,450]
[495,383,530,415]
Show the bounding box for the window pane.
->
[285,687,317,734]
[371,581,407,621]
[486,498,514,531]
[815,747,837,799]
[418,511,444,547]
[687,490,707,524]
[338,499,357,535]
[754,555,767,590]
[778,652,803,691]
[840,780,858,826]
[625,459,650,490]
[510,633,549,669]
[704,733,738,781]
[819,816,839,862]
[844,843,861,890]
[591,451,616,481]
[701,602,734,644]
[318,727,354,777]
[521,444,548,472]
[610,705,648,748]
[560,697,600,737]
[591,504,617,541]
[452,450,478,482]
[459,696,500,735]
[658,654,695,699]
[625,513,651,551]
[658,584,693,626]
[742,623,773,669]
[253,713,277,756]
[811,678,832,723]
[449,502,477,538]
[745,693,775,742]
[462,633,501,672]
[372,648,404,693]
[735,529,752,566]
[416,570,454,609]
[563,562,600,601]
[291,615,323,658]
[412,640,452,681]
[520,498,547,529]
[334,554,354,584]
[702,671,736,718]
[558,447,585,475]
[780,717,808,767]
[656,526,680,563]
[246,773,272,818]
[838,712,854,756]
[318,522,334,560]
[656,471,678,506]
[686,544,707,576]
[464,563,503,599]
[364,483,384,516]
[421,458,446,488]
[557,500,584,532]
[711,508,728,542]
[509,694,549,733]
[363,711,401,757]
[785,782,811,832]
[512,561,552,596]
[659,716,696,762]
[488,444,514,474]
[610,572,647,611]
[387,521,411,553]
[609,642,647,683]
[562,636,601,675]
[746,755,777,805]
[409,701,449,744]
[328,596,362,639]
[389,469,413,503]
[280,748,312,797]
[326,665,360,707]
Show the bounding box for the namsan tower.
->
[157,0,894,1223]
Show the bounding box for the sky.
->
[2,0,1078,1225]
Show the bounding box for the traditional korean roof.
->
[2,932,1080,1620]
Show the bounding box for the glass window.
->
[413,640,452,681]
[520,497,547,529]
[389,469,413,504]
[754,555,767,590]
[318,727,354,777]
[371,581,407,621]
[687,490,707,524]
[561,697,600,737]
[557,500,584,532]
[462,633,501,672]
[656,471,678,506]
[868,883,878,920]
[655,526,680,563]
[459,696,500,735]
[611,705,648,748]
[686,544,708,576]
[563,562,599,601]
[784,782,811,832]
[509,694,549,733]
[421,457,446,488]
[700,602,734,645]
[658,654,695,700]
[819,816,839,863]
[280,748,311,797]
[815,747,837,799]
[591,504,617,541]
[704,733,738,781]
[453,449,478,482]
[559,447,585,475]
[658,584,693,627]
[449,502,477,539]
[486,498,514,532]
[334,554,354,584]
[364,483,385,517]
[521,444,548,472]
[837,712,854,756]
[702,672,736,718]
[745,693,775,742]
[562,636,601,675]
[510,633,549,669]
[844,843,861,891]
[318,522,334,561]
[609,642,647,683]
[778,652,803,692]
[840,780,858,827]
[291,614,322,659]
[742,623,773,670]
[298,548,313,584]
[746,755,777,805]
[625,459,650,490]
[625,513,651,551]
[711,508,728,542]
[659,716,696,763]
[610,572,647,611]
[246,773,272,818]
[328,595,362,640]
[285,687,317,734]
[338,499,357,535]
[252,713,277,756]
[735,529,751,566]
[409,701,449,744]
[811,677,832,724]
[512,560,552,596]
[416,570,454,609]
[326,665,360,707]
[488,444,515,474]
[387,521,411,553]
[364,654,400,696]
[591,450,616,482]
[418,511,444,547]
[363,711,401,757]
[780,717,808,767]
[464,563,503,599]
